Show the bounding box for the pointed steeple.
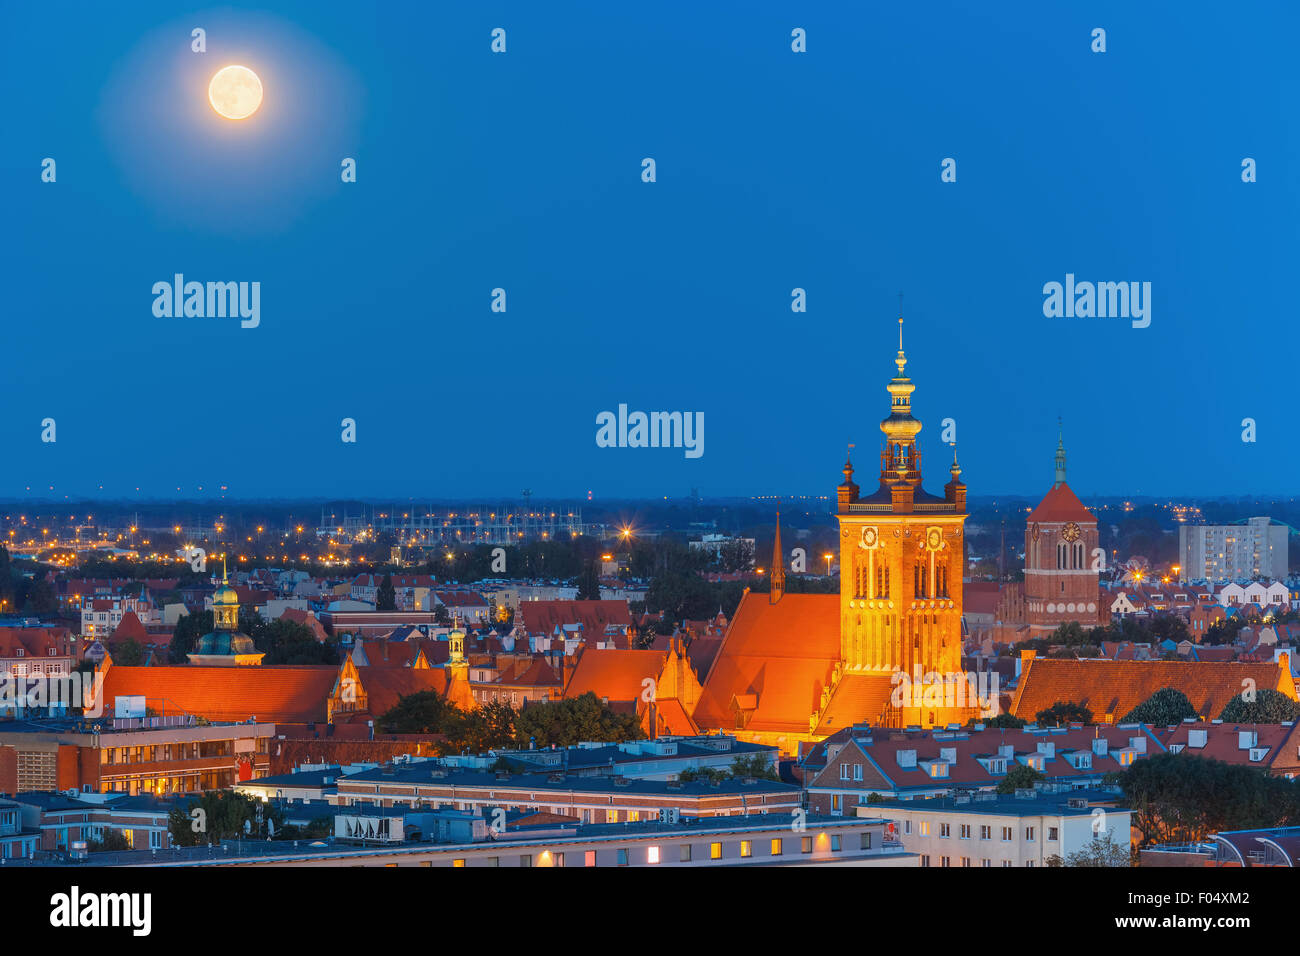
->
[837,443,859,509]
[945,442,967,509]
[769,505,786,604]
[880,311,922,487]
[1053,418,1067,489]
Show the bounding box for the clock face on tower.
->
[1061,521,1081,542]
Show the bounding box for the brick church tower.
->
[835,316,974,727]
[1022,425,1103,635]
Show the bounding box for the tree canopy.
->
[1116,751,1300,846]
[376,690,644,755]
[1121,687,1197,725]
[995,764,1045,795]
[1218,688,1300,724]
[1035,702,1093,726]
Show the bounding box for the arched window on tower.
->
[1074,543,1084,570]
[1057,543,1067,569]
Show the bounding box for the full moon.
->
[208,65,263,120]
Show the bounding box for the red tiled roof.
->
[564,649,667,702]
[963,582,1002,616]
[686,636,724,682]
[280,608,329,642]
[436,591,489,607]
[353,668,455,718]
[1010,657,1297,722]
[1153,722,1300,770]
[693,592,840,735]
[0,627,74,658]
[112,611,149,642]
[98,664,338,723]
[653,697,699,736]
[1027,482,1096,523]
[814,674,895,735]
[518,600,632,635]
[804,724,1164,792]
[505,657,560,688]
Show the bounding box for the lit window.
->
[770,838,783,856]
[585,850,597,867]
[710,842,722,860]
[647,846,660,864]
[452,859,465,867]
[801,837,813,854]
[740,840,752,858]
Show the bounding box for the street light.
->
[823,553,834,577]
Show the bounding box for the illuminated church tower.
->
[835,316,971,727]
[1022,423,1103,634]
[188,557,265,666]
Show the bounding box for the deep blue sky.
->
[4,2,1296,501]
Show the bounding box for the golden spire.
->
[881,306,922,481]
[896,311,907,376]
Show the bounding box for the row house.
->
[334,764,801,821]
[1152,721,1300,777]
[80,594,150,638]
[802,723,1165,810]
[1219,581,1290,608]
[864,789,1130,868]
[7,792,175,856]
[0,718,276,796]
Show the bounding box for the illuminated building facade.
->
[1021,429,1104,635]
[833,317,973,727]
[692,316,982,751]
